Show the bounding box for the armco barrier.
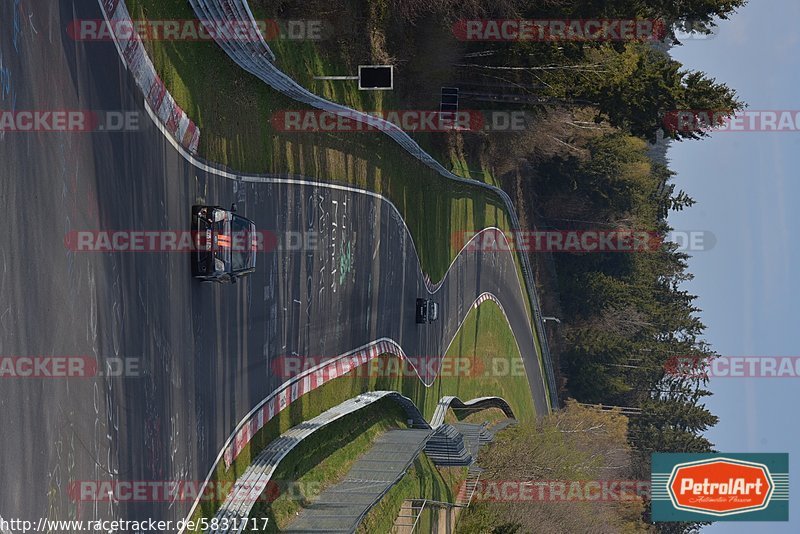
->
[429,396,515,428]
[213,391,428,534]
[188,0,558,409]
[98,0,200,153]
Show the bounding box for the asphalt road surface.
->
[0,0,547,529]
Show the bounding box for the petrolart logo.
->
[651,453,789,522]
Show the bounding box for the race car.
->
[416,298,439,324]
[191,204,257,283]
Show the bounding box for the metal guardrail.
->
[187,0,559,410]
[211,391,429,534]
[348,438,433,534]
[430,396,515,428]
[210,393,513,533]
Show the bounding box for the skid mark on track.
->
[11,0,22,53]
[0,52,15,143]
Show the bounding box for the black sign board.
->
[358,66,394,90]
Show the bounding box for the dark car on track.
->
[191,204,257,283]
[416,298,439,324]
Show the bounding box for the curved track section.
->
[146,98,549,470]
[185,0,559,408]
[0,2,545,530]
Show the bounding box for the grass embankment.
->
[248,3,502,187]
[188,301,535,530]
[122,1,549,526]
[409,301,536,423]
[245,397,409,532]
[248,0,480,168]
[126,0,514,284]
[355,457,464,534]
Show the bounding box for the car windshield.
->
[230,215,254,272]
[212,210,231,265]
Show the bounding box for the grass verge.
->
[355,456,463,534]
[368,300,538,424]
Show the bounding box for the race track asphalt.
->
[0,0,547,528]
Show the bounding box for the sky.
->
[666,0,799,530]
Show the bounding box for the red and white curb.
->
[223,291,510,467]
[97,0,200,153]
[224,338,404,467]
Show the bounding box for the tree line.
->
[447,1,747,531]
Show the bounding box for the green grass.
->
[122,1,551,525]
[355,455,462,534]
[250,0,428,146]
[362,300,538,424]
[125,2,547,386]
